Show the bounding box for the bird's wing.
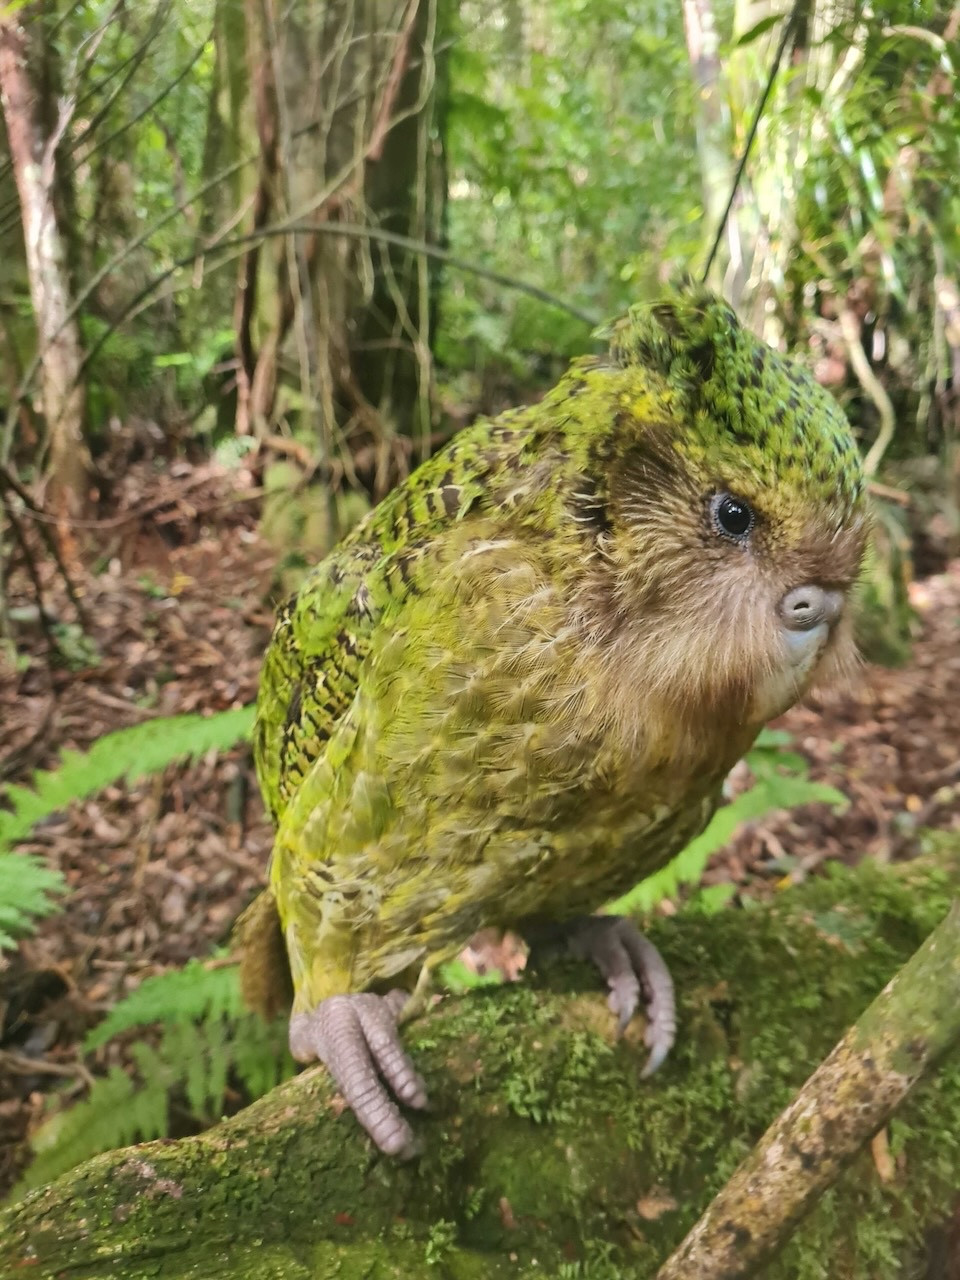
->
[253,541,380,825]
[253,412,534,823]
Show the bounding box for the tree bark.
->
[3,855,960,1280]
[0,8,90,517]
[683,0,740,288]
[236,0,449,476]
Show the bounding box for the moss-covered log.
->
[4,853,960,1280]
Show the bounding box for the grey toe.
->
[562,914,677,1077]
[357,993,429,1110]
[290,993,426,1158]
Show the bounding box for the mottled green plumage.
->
[248,287,866,1016]
[605,295,863,505]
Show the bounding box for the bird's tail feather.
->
[234,889,293,1021]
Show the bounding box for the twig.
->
[0,1050,95,1090]
[0,464,89,627]
[867,479,910,506]
[656,900,960,1280]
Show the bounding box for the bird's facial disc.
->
[696,486,861,723]
[750,582,848,721]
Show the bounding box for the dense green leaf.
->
[0,708,255,855]
[733,13,787,47]
[0,852,66,950]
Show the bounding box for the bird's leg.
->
[289,990,428,1159]
[397,960,434,1024]
[526,914,677,1078]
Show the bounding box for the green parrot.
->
[240,285,868,1156]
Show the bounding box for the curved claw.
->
[289,991,428,1159]
[564,914,677,1077]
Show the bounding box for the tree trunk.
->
[4,853,960,1280]
[0,7,90,517]
[198,0,249,240]
[236,0,449,483]
[683,0,739,289]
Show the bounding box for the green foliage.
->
[2,0,955,483]
[0,706,287,1196]
[15,962,294,1197]
[83,957,245,1050]
[437,956,506,993]
[0,708,254,956]
[729,0,960,466]
[424,1219,459,1266]
[0,707,255,855]
[608,729,848,915]
[0,851,65,950]
[440,0,702,390]
[0,706,277,1194]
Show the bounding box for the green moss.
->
[5,851,960,1278]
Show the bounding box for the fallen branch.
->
[657,899,960,1280]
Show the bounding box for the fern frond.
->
[608,770,847,916]
[0,851,66,949]
[17,987,294,1196]
[20,1065,152,1194]
[230,1009,295,1100]
[0,706,255,854]
[84,958,245,1050]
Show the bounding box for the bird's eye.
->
[711,493,755,540]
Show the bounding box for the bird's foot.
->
[534,915,676,1078]
[289,990,428,1158]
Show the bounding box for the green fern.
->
[0,707,255,955]
[0,851,66,949]
[83,957,245,1050]
[0,707,255,853]
[23,1065,149,1188]
[15,961,294,1196]
[0,708,286,1192]
[608,734,848,915]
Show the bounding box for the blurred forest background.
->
[0,0,959,1213]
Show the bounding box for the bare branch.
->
[656,901,960,1280]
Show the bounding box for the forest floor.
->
[1,457,959,1196]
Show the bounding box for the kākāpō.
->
[238,285,868,1157]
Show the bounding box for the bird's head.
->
[567,287,868,749]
